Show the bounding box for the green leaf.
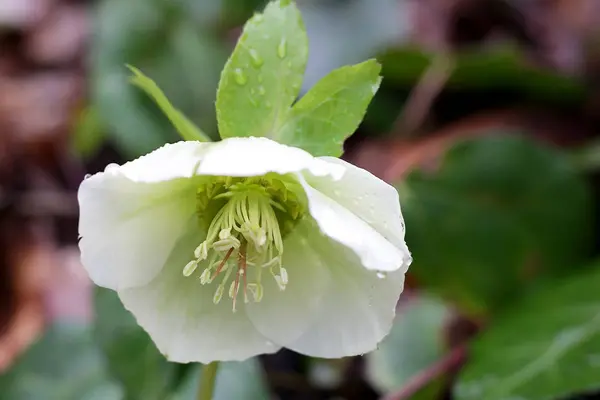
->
[401,135,592,315]
[0,322,123,400]
[366,295,451,399]
[380,47,585,106]
[216,0,308,139]
[276,59,381,156]
[128,65,211,142]
[94,288,176,400]
[171,359,270,400]
[454,264,600,400]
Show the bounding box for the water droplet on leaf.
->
[265,101,272,109]
[253,13,264,23]
[249,49,264,67]
[277,38,287,59]
[233,68,247,85]
[258,86,266,95]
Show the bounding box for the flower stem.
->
[197,361,219,400]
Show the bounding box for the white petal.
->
[111,141,210,183]
[78,172,196,290]
[245,219,331,346]
[196,137,344,179]
[296,174,408,272]
[285,233,405,358]
[119,219,281,363]
[311,157,410,253]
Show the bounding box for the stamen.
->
[211,247,235,280]
[182,260,199,277]
[190,176,304,311]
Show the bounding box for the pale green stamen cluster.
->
[182,177,303,312]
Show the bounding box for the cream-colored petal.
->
[310,157,409,253]
[195,137,344,179]
[286,233,405,358]
[78,172,196,290]
[245,218,331,346]
[112,141,209,183]
[118,218,281,363]
[296,174,409,272]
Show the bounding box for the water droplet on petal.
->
[84,174,92,179]
[258,86,266,96]
[249,49,264,67]
[376,272,387,279]
[277,38,287,59]
[105,163,119,172]
[233,68,247,85]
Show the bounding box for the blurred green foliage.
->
[366,295,451,400]
[401,135,592,315]
[455,265,600,400]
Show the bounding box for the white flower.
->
[78,137,412,363]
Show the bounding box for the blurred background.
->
[1,0,600,399]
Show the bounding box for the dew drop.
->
[253,13,264,23]
[233,68,247,85]
[258,86,266,96]
[249,49,264,67]
[250,88,256,95]
[105,163,119,171]
[277,38,287,59]
[84,174,92,179]
[249,97,258,107]
[376,272,387,279]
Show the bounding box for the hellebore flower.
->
[78,137,412,363]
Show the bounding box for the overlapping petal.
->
[78,172,196,290]
[295,174,408,272]
[310,157,410,254]
[286,229,405,357]
[245,219,331,345]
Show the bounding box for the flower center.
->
[182,176,304,312]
